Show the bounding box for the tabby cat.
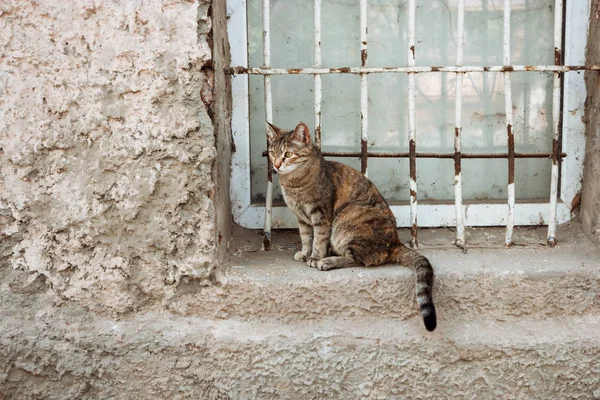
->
[267,122,437,331]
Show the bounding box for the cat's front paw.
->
[294,251,308,262]
[306,257,320,268]
[316,258,335,271]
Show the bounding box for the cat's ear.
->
[266,121,281,143]
[290,122,311,145]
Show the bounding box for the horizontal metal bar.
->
[261,150,567,159]
[228,65,600,75]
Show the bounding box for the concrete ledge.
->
[1,312,599,399]
[1,225,598,398]
[168,226,600,322]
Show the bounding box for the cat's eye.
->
[268,151,275,157]
[284,151,293,158]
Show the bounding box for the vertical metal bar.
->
[503,0,515,247]
[548,0,563,246]
[360,0,368,175]
[263,0,273,250]
[407,0,417,247]
[314,0,322,148]
[454,0,465,248]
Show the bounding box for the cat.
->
[267,121,437,331]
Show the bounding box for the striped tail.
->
[393,244,437,331]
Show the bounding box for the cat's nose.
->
[274,161,282,170]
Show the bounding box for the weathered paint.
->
[262,0,273,251]
[504,0,515,247]
[454,0,465,248]
[548,0,564,246]
[407,0,417,247]
[507,124,515,185]
[561,0,589,243]
[226,65,600,75]
[360,0,368,176]
[454,152,462,176]
[261,150,568,159]
[314,0,322,149]
[579,0,598,246]
[361,139,368,175]
[229,0,595,241]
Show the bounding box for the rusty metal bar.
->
[408,0,417,248]
[503,0,515,247]
[360,0,368,175]
[314,0,322,148]
[263,0,273,251]
[548,0,564,247]
[323,152,566,159]
[227,65,600,75]
[262,150,567,159]
[454,0,465,248]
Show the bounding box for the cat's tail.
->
[391,243,437,331]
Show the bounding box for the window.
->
[227,0,591,248]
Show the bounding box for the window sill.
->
[167,221,600,322]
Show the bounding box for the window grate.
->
[226,0,600,251]
[454,0,466,247]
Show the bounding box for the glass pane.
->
[417,0,555,67]
[249,75,313,203]
[462,159,508,200]
[247,0,556,204]
[369,74,408,152]
[247,1,314,68]
[321,0,360,67]
[516,158,551,199]
[321,75,361,153]
[369,158,410,201]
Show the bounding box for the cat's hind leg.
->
[316,255,361,271]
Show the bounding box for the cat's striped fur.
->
[267,122,437,331]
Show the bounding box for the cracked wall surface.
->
[0,0,229,313]
[583,11,600,247]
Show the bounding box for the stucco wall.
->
[582,12,600,247]
[0,0,230,313]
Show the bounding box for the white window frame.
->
[226,0,590,246]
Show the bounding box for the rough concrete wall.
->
[582,11,600,247]
[0,0,229,313]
